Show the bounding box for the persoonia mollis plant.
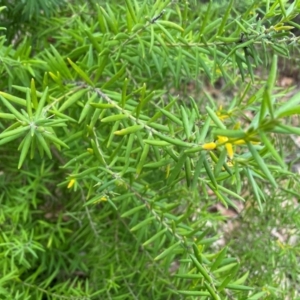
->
[0,0,300,299]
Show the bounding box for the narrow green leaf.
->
[49,44,72,79]
[217,266,240,291]
[199,116,211,143]
[143,139,170,146]
[42,131,69,149]
[121,204,145,218]
[243,51,254,82]
[114,125,144,136]
[95,53,109,81]
[190,254,212,283]
[246,168,262,210]
[154,32,169,54]
[125,0,137,23]
[276,105,300,118]
[177,290,210,296]
[262,55,277,120]
[106,119,120,148]
[259,131,285,168]
[206,106,226,129]
[121,133,135,174]
[154,132,191,148]
[247,291,268,300]
[197,54,212,81]
[84,29,102,53]
[167,152,187,185]
[157,20,184,32]
[212,189,228,208]
[174,273,204,279]
[121,78,129,108]
[154,241,181,261]
[30,79,38,109]
[276,90,300,117]
[35,87,49,119]
[204,282,220,300]
[67,58,94,86]
[247,142,277,188]
[135,83,146,120]
[214,148,227,177]
[147,122,169,132]
[236,54,245,82]
[0,113,15,120]
[143,228,168,247]
[0,91,26,106]
[90,102,115,109]
[199,1,212,36]
[226,284,253,291]
[0,125,29,139]
[185,156,192,187]
[232,271,249,285]
[144,159,172,168]
[130,216,156,232]
[101,65,126,89]
[35,132,52,159]
[62,152,91,169]
[184,146,204,154]
[274,124,300,135]
[59,89,87,112]
[18,132,32,169]
[271,43,289,57]
[78,93,96,124]
[136,143,150,175]
[91,139,106,165]
[0,96,28,122]
[26,89,33,118]
[203,157,218,189]
[180,106,191,138]
[217,0,234,36]
[147,97,177,124]
[213,129,246,139]
[278,0,286,17]
[160,108,182,126]
[0,131,25,146]
[192,152,205,190]
[214,262,237,274]
[103,4,118,34]
[217,185,245,202]
[149,25,155,53]
[202,18,222,35]
[71,167,99,179]
[101,114,128,122]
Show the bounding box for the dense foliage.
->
[0,0,300,299]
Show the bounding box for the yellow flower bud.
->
[67,179,76,189]
[202,142,217,150]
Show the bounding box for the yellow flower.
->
[67,178,76,189]
[202,138,234,160]
[225,143,234,159]
[92,196,108,205]
[202,142,217,150]
[216,106,230,121]
[216,136,234,159]
[216,136,228,144]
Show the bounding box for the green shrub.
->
[0,1,300,299]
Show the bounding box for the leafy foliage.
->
[0,0,300,299]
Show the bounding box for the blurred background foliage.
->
[0,0,300,299]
